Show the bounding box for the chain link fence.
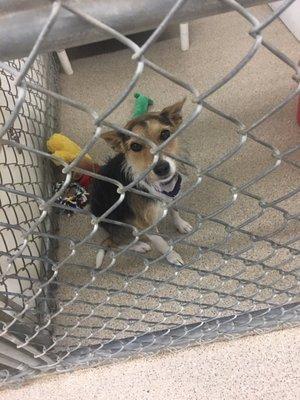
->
[0,0,299,388]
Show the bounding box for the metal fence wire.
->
[0,0,299,387]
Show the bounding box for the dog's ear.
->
[101,130,124,151]
[160,97,186,126]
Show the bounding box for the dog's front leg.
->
[171,208,193,234]
[147,234,183,266]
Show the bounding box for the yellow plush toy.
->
[47,133,92,165]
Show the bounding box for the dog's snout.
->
[154,160,170,177]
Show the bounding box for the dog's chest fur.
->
[90,153,162,232]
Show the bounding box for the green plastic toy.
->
[131,92,154,118]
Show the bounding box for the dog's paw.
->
[167,250,184,266]
[130,241,151,253]
[96,249,105,268]
[175,217,193,234]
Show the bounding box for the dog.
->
[90,98,192,266]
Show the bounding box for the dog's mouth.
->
[153,173,182,198]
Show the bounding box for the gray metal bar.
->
[0,354,24,371]
[0,340,43,369]
[2,332,54,365]
[0,0,273,61]
[62,303,300,367]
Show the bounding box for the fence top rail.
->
[0,0,274,61]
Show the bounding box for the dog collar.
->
[78,167,182,199]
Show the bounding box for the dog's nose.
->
[154,160,170,177]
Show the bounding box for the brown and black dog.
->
[90,99,192,266]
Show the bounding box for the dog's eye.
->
[160,130,171,141]
[130,142,143,152]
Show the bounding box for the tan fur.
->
[102,98,185,180]
[102,237,119,249]
[128,193,163,230]
[127,120,178,180]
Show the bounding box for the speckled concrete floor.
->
[2,328,299,400]
[49,5,299,351]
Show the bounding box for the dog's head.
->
[102,98,185,191]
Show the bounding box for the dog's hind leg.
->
[95,236,117,269]
[96,248,106,269]
[96,236,151,268]
[128,241,151,253]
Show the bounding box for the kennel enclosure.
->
[0,0,299,387]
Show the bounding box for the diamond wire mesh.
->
[0,0,299,386]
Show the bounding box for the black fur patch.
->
[90,153,154,234]
[90,153,133,231]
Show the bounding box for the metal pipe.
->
[0,340,43,369]
[63,303,300,366]
[0,354,24,371]
[0,0,273,61]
